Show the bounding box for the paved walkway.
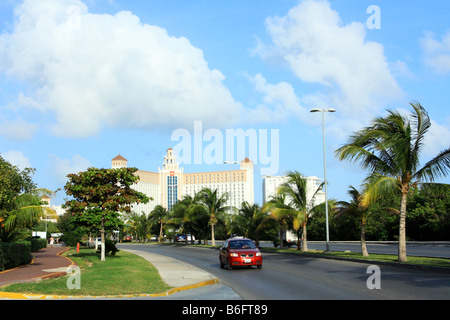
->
[0,245,241,299]
[0,246,74,287]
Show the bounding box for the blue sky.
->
[1,0,449,206]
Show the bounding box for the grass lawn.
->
[1,247,172,296]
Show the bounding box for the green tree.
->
[64,167,150,261]
[149,205,169,242]
[335,186,372,256]
[336,102,450,262]
[263,194,293,249]
[0,155,57,242]
[230,201,266,246]
[196,188,229,246]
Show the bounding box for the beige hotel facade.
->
[111,148,254,214]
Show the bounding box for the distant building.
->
[262,174,325,208]
[111,148,254,214]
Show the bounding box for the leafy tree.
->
[0,156,56,242]
[196,188,229,246]
[335,186,372,256]
[64,167,150,261]
[336,102,450,262]
[149,205,169,242]
[263,194,293,249]
[230,201,266,246]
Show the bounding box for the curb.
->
[0,278,220,300]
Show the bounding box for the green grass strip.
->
[1,248,172,296]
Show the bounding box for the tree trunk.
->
[159,221,163,243]
[211,223,215,246]
[279,229,284,249]
[360,222,369,257]
[301,222,308,252]
[398,189,408,262]
[100,218,106,261]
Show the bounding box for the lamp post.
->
[310,108,336,252]
[224,161,238,214]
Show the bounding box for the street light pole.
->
[224,161,238,214]
[310,108,335,252]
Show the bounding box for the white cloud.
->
[244,73,309,123]
[1,150,31,170]
[0,0,243,138]
[0,117,38,141]
[253,0,404,122]
[48,154,91,185]
[420,30,450,75]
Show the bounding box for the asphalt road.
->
[119,244,450,300]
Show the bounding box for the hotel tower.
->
[111,148,254,214]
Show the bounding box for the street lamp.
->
[310,108,336,252]
[224,161,238,214]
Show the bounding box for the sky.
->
[0,0,449,206]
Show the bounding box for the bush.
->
[28,237,48,252]
[0,242,32,271]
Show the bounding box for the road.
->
[119,244,450,300]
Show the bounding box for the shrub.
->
[0,242,32,271]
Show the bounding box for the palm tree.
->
[336,102,450,262]
[277,171,314,251]
[335,186,371,256]
[197,188,229,246]
[262,194,293,249]
[231,201,266,246]
[0,188,57,242]
[149,205,169,243]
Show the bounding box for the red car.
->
[219,238,263,269]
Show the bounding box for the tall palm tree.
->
[197,188,229,246]
[277,171,310,251]
[335,186,371,256]
[336,102,450,262]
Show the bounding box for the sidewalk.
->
[0,246,74,287]
[0,246,240,299]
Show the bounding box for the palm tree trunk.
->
[159,221,163,243]
[211,223,215,246]
[301,222,308,252]
[360,221,369,257]
[398,189,408,262]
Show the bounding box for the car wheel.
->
[220,258,225,269]
[226,260,233,270]
[257,265,262,269]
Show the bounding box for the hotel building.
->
[262,175,326,209]
[111,148,254,214]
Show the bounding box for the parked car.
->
[219,237,262,270]
[186,234,195,242]
[174,233,187,242]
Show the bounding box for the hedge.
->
[0,241,33,272]
[30,238,48,252]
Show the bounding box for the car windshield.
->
[229,240,256,249]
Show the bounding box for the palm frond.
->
[361,174,399,208]
[413,147,450,182]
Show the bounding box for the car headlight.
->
[256,252,262,256]
[229,253,239,257]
